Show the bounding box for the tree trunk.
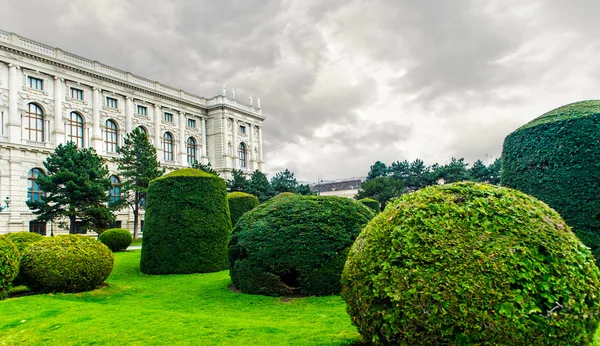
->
[69,215,76,234]
[133,210,139,239]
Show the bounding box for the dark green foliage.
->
[295,183,313,195]
[4,232,44,286]
[389,159,435,190]
[229,195,374,296]
[270,169,297,194]
[358,198,380,212]
[227,192,259,227]
[26,142,115,234]
[227,169,250,192]
[272,192,297,199]
[366,161,388,180]
[20,235,114,293]
[434,157,469,183]
[246,170,274,203]
[99,228,133,252]
[342,182,600,345]
[116,128,164,239]
[141,168,231,274]
[355,177,404,210]
[501,100,600,265]
[191,161,220,177]
[0,237,19,300]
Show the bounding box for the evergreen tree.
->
[227,169,249,192]
[434,157,469,184]
[355,177,404,210]
[26,142,114,234]
[115,128,164,239]
[247,170,274,202]
[271,169,298,194]
[468,159,489,182]
[487,158,502,185]
[191,161,220,177]
[366,161,389,180]
[295,183,314,195]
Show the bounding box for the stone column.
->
[249,122,255,171]
[125,97,133,133]
[179,111,186,165]
[154,105,162,158]
[258,126,263,171]
[92,87,102,152]
[7,64,21,144]
[53,76,64,145]
[232,118,238,169]
[201,117,207,164]
[222,116,229,169]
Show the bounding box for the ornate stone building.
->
[0,30,266,235]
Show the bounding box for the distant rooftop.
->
[309,177,365,193]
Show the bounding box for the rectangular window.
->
[27,76,43,90]
[240,125,246,134]
[29,221,47,236]
[106,97,118,109]
[137,105,147,116]
[187,119,196,128]
[164,112,173,122]
[71,88,83,100]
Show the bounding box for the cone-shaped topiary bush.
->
[141,168,231,274]
[99,228,133,252]
[501,100,600,265]
[0,237,19,299]
[20,235,114,293]
[358,198,380,212]
[4,232,44,286]
[229,195,375,296]
[227,192,259,227]
[342,182,600,345]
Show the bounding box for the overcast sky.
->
[2,0,599,181]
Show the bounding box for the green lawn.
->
[130,238,143,246]
[0,251,361,345]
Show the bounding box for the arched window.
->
[105,120,118,153]
[238,142,247,168]
[68,112,84,147]
[25,103,44,142]
[187,137,197,164]
[27,168,46,202]
[136,126,148,136]
[163,132,173,161]
[109,175,120,204]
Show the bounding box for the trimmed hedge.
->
[229,195,374,296]
[501,100,600,265]
[99,228,133,252]
[20,235,114,293]
[227,192,259,227]
[342,182,600,345]
[272,192,297,200]
[0,237,19,300]
[358,198,380,212]
[141,168,231,274]
[4,232,44,286]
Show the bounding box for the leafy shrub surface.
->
[358,198,380,212]
[229,195,374,296]
[342,182,600,345]
[99,228,133,252]
[4,232,44,286]
[141,168,231,274]
[502,100,600,264]
[0,237,19,299]
[20,235,114,293]
[227,192,259,227]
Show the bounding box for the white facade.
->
[0,30,266,235]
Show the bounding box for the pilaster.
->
[179,111,186,165]
[154,104,162,158]
[92,87,102,153]
[7,64,21,144]
[53,76,64,145]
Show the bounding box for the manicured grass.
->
[0,250,361,345]
[130,238,143,246]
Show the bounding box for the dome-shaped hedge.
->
[342,182,600,345]
[99,228,133,252]
[4,232,44,286]
[141,168,231,274]
[501,100,600,264]
[229,195,375,296]
[227,192,259,227]
[358,198,380,212]
[0,237,19,300]
[20,235,114,293]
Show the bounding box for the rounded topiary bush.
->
[0,237,19,300]
[20,235,114,293]
[4,232,44,286]
[229,195,375,296]
[272,192,297,200]
[501,100,600,265]
[227,192,259,227]
[342,182,600,345]
[358,198,380,212]
[141,168,231,274]
[99,228,133,252]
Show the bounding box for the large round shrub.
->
[141,168,231,274]
[227,192,259,227]
[20,235,114,293]
[229,195,375,296]
[4,232,44,286]
[0,237,19,300]
[501,100,600,264]
[342,182,600,345]
[358,198,380,212]
[99,228,133,252]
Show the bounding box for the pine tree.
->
[115,128,164,239]
[227,169,250,192]
[26,142,114,234]
[271,169,298,194]
[191,161,220,177]
[247,170,274,202]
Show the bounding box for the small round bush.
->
[358,198,380,212]
[141,168,231,274]
[0,237,19,300]
[229,195,375,296]
[20,235,114,293]
[4,232,44,286]
[342,182,600,345]
[272,192,297,200]
[227,192,259,227]
[99,228,133,252]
